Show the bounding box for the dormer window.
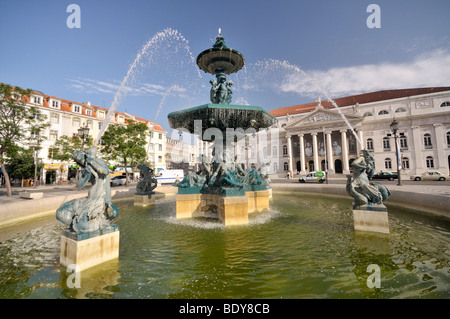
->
[86,109,92,116]
[72,104,81,113]
[50,99,61,109]
[98,111,105,119]
[118,115,125,123]
[32,96,43,105]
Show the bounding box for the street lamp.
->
[78,124,90,150]
[389,119,402,186]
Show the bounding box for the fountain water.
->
[95,28,201,145]
[245,59,364,148]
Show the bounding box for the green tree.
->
[100,121,148,186]
[0,83,49,196]
[7,147,44,187]
[49,135,93,162]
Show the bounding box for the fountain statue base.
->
[134,194,155,207]
[352,205,390,234]
[60,226,120,271]
[175,189,270,226]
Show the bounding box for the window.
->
[149,143,154,151]
[50,113,59,124]
[440,102,450,107]
[426,156,434,168]
[363,112,373,117]
[118,116,124,123]
[378,110,389,115]
[273,162,278,172]
[32,96,42,105]
[383,137,390,151]
[33,111,41,120]
[447,132,450,147]
[159,133,162,139]
[272,146,277,156]
[424,133,432,149]
[98,122,102,130]
[284,162,289,171]
[86,109,92,116]
[159,144,162,151]
[98,111,105,119]
[384,158,392,170]
[263,146,267,157]
[283,145,288,156]
[366,138,374,150]
[72,117,80,127]
[158,156,162,163]
[73,105,81,113]
[49,130,58,141]
[400,136,408,150]
[395,108,407,113]
[402,157,410,169]
[51,100,60,109]
[86,119,93,128]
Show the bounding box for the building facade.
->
[11,88,168,184]
[267,87,450,177]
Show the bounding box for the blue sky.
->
[1,0,449,132]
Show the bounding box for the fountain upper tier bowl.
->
[196,33,245,75]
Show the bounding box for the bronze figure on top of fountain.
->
[346,149,391,210]
[136,163,157,195]
[56,147,119,235]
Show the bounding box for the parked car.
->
[299,171,326,183]
[410,171,447,181]
[370,171,398,181]
[110,175,130,186]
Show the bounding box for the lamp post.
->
[389,119,402,186]
[78,124,90,150]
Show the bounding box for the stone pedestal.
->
[175,188,272,226]
[219,196,249,226]
[176,193,202,219]
[246,190,270,212]
[134,194,155,207]
[60,229,120,271]
[353,207,390,234]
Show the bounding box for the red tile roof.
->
[269,87,450,117]
[12,86,166,130]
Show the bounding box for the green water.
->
[0,194,449,299]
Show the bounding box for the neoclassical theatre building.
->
[267,87,450,177]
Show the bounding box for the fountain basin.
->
[0,192,449,299]
[168,103,277,137]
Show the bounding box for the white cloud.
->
[279,49,450,98]
[68,78,169,96]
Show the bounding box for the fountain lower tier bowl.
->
[168,103,277,140]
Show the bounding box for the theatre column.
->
[299,133,306,174]
[326,131,334,173]
[341,130,350,174]
[434,124,446,171]
[312,132,319,171]
[287,134,294,173]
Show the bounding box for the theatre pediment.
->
[285,109,362,129]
